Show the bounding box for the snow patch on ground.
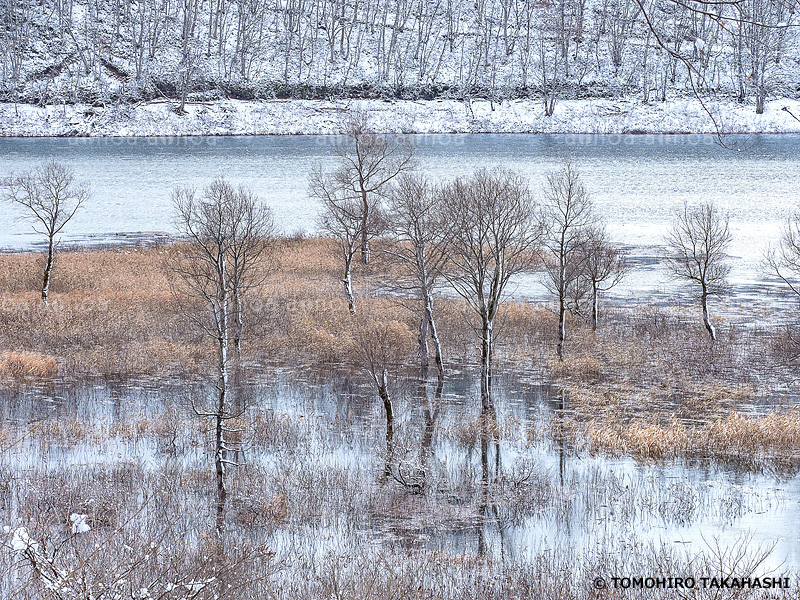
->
[2,98,800,137]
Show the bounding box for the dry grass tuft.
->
[548,354,605,382]
[0,350,58,379]
[584,410,800,462]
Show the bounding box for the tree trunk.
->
[214,408,226,535]
[557,389,566,486]
[736,30,745,103]
[591,283,598,331]
[425,293,445,387]
[756,89,765,115]
[42,236,54,304]
[378,371,393,478]
[215,340,228,535]
[480,316,493,412]
[418,314,430,381]
[755,55,767,115]
[480,408,490,487]
[545,94,556,117]
[215,263,229,535]
[343,258,356,316]
[179,72,189,114]
[360,189,370,265]
[557,294,566,359]
[233,289,243,355]
[701,291,715,341]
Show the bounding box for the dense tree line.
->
[0,0,796,112]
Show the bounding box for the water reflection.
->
[1,369,798,572]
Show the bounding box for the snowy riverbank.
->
[1,97,800,137]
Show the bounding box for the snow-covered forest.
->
[0,0,797,113]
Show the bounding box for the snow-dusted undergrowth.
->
[2,97,800,137]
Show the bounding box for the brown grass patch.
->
[0,350,58,379]
[583,410,800,462]
[0,236,790,418]
[548,354,605,382]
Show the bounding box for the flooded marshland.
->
[2,136,800,598]
[2,365,800,598]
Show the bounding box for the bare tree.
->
[168,178,273,534]
[0,0,31,113]
[177,0,201,114]
[541,161,594,359]
[311,166,380,316]
[351,317,414,479]
[225,185,276,355]
[766,210,800,352]
[766,208,800,300]
[383,174,448,387]
[326,110,414,265]
[536,16,562,117]
[665,201,731,341]
[1,161,87,304]
[734,0,795,114]
[441,168,540,412]
[580,226,627,331]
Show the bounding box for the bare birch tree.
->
[1,161,87,304]
[766,209,800,352]
[311,166,379,316]
[169,185,232,535]
[441,168,540,412]
[731,0,795,114]
[541,161,594,359]
[665,201,731,341]
[766,208,800,300]
[580,226,627,331]
[177,0,201,114]
[168,178,273,534]
[327,110,414,265]
[224,185,276,355]
[383,174,448,387]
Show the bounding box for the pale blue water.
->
[0,134,797,253]
[3,373,800,572]
[1,133,798,315]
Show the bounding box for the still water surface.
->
[1,134,798,312]
[3,372,800,572]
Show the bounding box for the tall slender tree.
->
[665,201,731,341]
[168,178,273,534]
[327,110,414,266]
[441,168,540,412]
[311,166,377,316]
[541,161,594,359]
[580,226,627,331]
[383,174,448,387]
[1,161,87,304]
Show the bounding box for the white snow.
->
[1,97,800,137]
[7,527,39,553]
[70,513,90,534]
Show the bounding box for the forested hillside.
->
[0,0,797,113]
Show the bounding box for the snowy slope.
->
[2,97,800,136]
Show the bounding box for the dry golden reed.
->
[0,350,58,379]
[584,410,800,461]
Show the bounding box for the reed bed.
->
[580,411,800,464]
